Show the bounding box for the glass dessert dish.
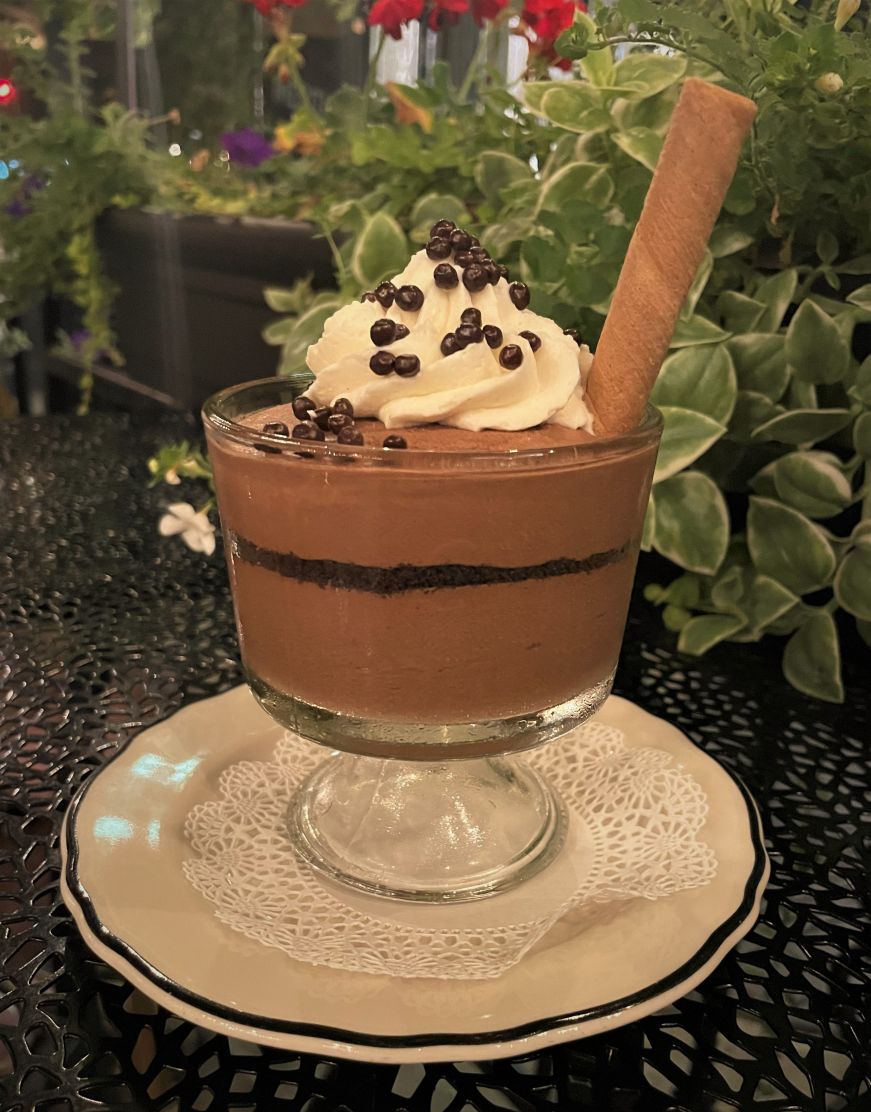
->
[204,376,661,903]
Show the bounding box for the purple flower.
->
[5,173,45,217]
[220,128,274,168]
[69,329,91,354]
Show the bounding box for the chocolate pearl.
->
[461,307,482,327]
[440,333,461,356]
[454,250,474,269]
[499,344,523,370]
[433,263,459,289]
[375,281,396,308]
[360,291,377,303]
[395,284,424,311]
[483,324,502,348]
[456,323,483,347]
[312,406,333,431]
[383,435,408,449]
[394,323,410,340]
[450,229,472,252]
[426,237,452,260]
[430,219,456,239]
[469,235,480,248]
[292,421,325,441]
[509,281,530,309]
[485,263,501,285]
[463,264,488,293]
[333,397,354,417]
[328,412,353,433]
[470,247,490,263]
[497,264,509,280]
[563,327,583,345]
[292,395,316,420]
[337,425,364,445]
[262,421,289,437]
[369,351,395,375]
[394,354,421,378]
[370,318,397,346]
[520,329,541,352]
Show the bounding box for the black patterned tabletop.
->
[1,414,869,1112]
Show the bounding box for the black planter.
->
[95,210,336,411]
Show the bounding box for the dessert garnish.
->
[383,435,408,449]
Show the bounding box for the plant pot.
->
[95,209,336,411]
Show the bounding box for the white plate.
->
[61,687,768,1064]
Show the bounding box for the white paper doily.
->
[183,718,717,980]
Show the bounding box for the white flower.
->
[164,468,181,485]
[815,72,844,94]
[158,503,216,555]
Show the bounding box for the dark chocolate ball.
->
[499,344,523,370]
[483,324,502,348]
[485,263,500,285]
[463,264,488,293]
[450,230,473,252]
[328,412,353,433]
[563,327,583,345]
[454,250,474,269]
[395,285,425,311]
[394,323,410,340]
[509,281,530,309]
[262,421,289,437]
[440,333,461,356]
[461,307,482,327]
[292,396,316,420]
[383,434,408,449]
[433,263,459,289]
[426,237,452,260]
[430,219,456,239]
[292,421,325,441]
[337,425,364,445]
[370,318,397,346]
[394,354,421,378]
[312,406,333,431]
[369,351,395,375]
[456,323,483,347]
[360,291,377,303]
[375,281,396,309]
[520,329,541,352]
[333,397,354,417]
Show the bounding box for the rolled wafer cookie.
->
[586,76,757,434]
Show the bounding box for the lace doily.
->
[183,719,717,980]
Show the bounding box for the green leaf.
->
[263,287,307,313]
[473,153,531,203]
[712,569,799,636]
[577,14,613,85]
[536,85,611,134]
[276,300,341,375]
[785,299,850,384]
[663,604,691,632]
[838,254,871,275]
[351,211,408,288]
[754,269,798,331]
[536,162,614,213]
[650,344,737,424]
[729,391,784,441]
[853,412,871,457]
[846,283,871,313]
[709,226,755,259]
[817,229,839,265]
[653,407,726,483]
[772,451,853,519]
[409,193,468,240]
[746,497,837,593]
[718,292,766,334]
[652,471,729,574]
[609,52,687,99]
[670,316,731,348]
[834,546,871,620]
[751,408,853,446]
[261,317,297,345]
[611,127,662,172]
[783,612,844,703]
[727,334,790,401]
[681,250,714,320]
[848,355,871,404]
[678,614,745,655]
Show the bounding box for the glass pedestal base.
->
[287,752,568,903]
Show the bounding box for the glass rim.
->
[202,375,663,467]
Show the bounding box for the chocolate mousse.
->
[205,222,661,753]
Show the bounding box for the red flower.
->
[521,0,586,69]
[245,0,306,13]
[427,0,469,30]
[471,0,508,25]
[369,0,425,39]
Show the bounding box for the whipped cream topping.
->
[306,250,593,432]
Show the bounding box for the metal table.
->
[1,414,869,1111]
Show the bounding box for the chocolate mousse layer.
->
[207,408,659,729]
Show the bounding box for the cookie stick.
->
[586,77,757,434]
